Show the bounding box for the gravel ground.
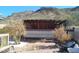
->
[8,42,59,53]
[18,48,59,53]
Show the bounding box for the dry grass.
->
[54,26,71,43]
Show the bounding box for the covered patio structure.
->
[23,19,67,39]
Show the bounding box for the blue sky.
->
[0,6,76,16]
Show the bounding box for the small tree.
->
[4,20,26,44]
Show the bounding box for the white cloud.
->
[0,13,3,16]
[0,13,6,18]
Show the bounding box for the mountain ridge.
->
[1,6,79,26]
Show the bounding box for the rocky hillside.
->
[70,6,79,11]
[4,7,69,21]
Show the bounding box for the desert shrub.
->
[54,26,71,43]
